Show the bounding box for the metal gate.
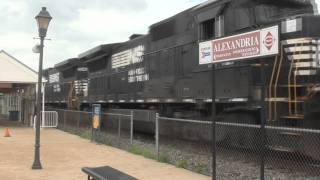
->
[32,111,58,128]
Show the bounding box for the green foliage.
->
[176,160,188,169]
[128,144,156,159]
[194,165,205,173]
[158,153,170,163]
[79,129,92,140]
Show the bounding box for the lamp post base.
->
[32,161,42,170]
[32,144,42,170]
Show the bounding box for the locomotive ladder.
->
[266,38,319,152]
[67,81,79,110]
[268,44,284,121]
[283,38,319,120]
[287,42,303,117]
[268,38,320,121]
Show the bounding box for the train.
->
[44,0,320,160]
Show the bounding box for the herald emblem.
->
[264,31,274,50]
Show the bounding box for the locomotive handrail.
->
[216,121,258,128]
[288,43,299,115]
[142,41,195,57]
[273,44,284,120]
[103,112,132,117]
[293,42,305,114]
[266,125,320,134]
[268,54,278,121]
[158,115,320,134]
[53,109,92,113]
[53,109,133,118]
[215,121,320,134]
[158,116,212,124]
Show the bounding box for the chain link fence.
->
[155,113,212,175]
[214,111,320,180]
[52,108,320,179]
[264,124,320,179]
[54,109,134,148]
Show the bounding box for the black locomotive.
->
[45,0,320,160]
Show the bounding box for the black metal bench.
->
[82,166,138,180]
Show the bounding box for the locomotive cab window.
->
[199,15,224,41]
[200,18,215,40]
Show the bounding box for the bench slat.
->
[82,166,138,180]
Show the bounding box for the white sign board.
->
[199,26,279,64]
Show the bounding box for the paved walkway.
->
[0,123,210,180]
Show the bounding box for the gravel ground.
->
[61,125,320,180]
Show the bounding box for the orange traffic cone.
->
[4,128,11,137]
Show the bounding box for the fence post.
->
[212,58,217,180]
[41,111,45,127]
[155,113,159,160]
[63,110,66,129]
[118,116,121,144]
[260,108,266,180]
[77,111,80,129]
[260,59,267,180]
[130,111,133,145]
[90,112,93,142]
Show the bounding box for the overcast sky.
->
[0,0,319,71]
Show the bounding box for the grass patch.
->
[158,153,170,163]
[176,160,188,169]
[194,165,205,173]
[128,144,156,159]
[79,129,92,140]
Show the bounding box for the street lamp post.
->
[32,7,52,170]
[212,64,216,180]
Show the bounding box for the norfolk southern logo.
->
[199,42,213,64]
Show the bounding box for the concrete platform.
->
[0,123,210,180]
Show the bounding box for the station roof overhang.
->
[0,50,40,84]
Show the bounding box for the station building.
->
[0,50,38,125]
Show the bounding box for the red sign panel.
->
[213,31,260,61]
